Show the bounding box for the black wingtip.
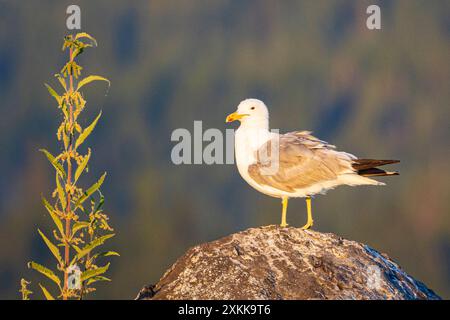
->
[353,159,400,171]
[357,168,400,177]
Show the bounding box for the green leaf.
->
[74,148,91,183]
[39,149,66,179]
[28,261,61,288]
[74,112,102,150]
[72,46,87,59]
[55,174,66,210]
[86,275,111,286]
[94,192,105,213]
[75,234,115,262]
[41,196,64,236]
[75,172,106,208]
[44,84,62,106]
[72,221,89,235]
[55,74,67,91]
[81,263,110,282]
[38,229,63,265]
[72,244,81,254]
[74,32,98,46]
[38,283,55,300]
[62,128,69,150]
[76,75,109,91]
[90,251,120,261]
[102,251,120,257]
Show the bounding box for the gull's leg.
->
[301,196,314,230]
[280,197,289,227]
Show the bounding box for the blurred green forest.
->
[0,0,449,299]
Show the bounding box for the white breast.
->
[234,127,286,197]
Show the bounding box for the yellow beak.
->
[226,112,249,123]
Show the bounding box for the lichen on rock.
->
[136,225,440,300]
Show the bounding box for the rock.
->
[136,225,440,300]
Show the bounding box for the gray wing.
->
[248,131,355,192]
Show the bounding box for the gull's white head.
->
[226,98,269,129]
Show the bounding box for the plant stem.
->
[63,46,75,300]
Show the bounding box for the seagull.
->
[226,99,399,229]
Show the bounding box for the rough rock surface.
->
[136,225,440,300]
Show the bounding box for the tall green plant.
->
[21,32,117,300]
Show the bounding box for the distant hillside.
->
[0,1,449,299]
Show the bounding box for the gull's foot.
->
[279,223,289,228]
[301,221,313,230]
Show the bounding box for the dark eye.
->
[250,107,255,110]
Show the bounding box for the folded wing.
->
[247,131,355,192]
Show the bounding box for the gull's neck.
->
[239,117,269,131]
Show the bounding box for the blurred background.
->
[0,0,449,299]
